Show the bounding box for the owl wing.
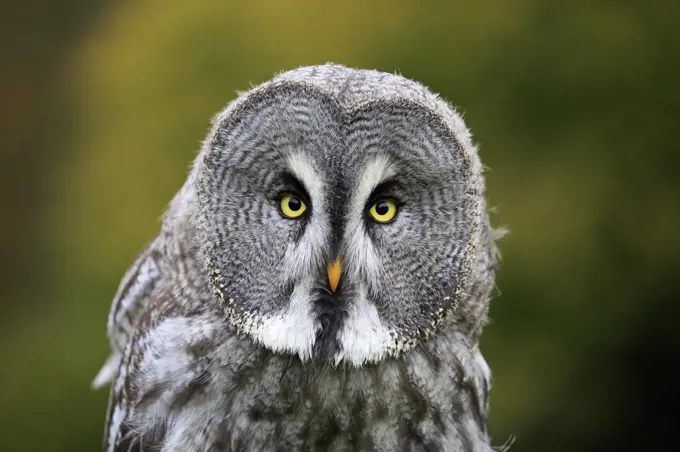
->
[92,236,165,389]
[93,235,172,452]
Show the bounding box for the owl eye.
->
[368,199,398,224]
[278,193,307,219]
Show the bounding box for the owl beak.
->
[327,258,343,293]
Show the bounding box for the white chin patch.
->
[244,285,395,366]
[334,287,396,366]
[248,282,320,361]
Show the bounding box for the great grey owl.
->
[93,63,502,452]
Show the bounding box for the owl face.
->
[195,67,484,366]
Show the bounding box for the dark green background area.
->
[1,1,678,451]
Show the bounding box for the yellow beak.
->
[327,258,343,293]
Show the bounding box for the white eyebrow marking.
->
[352,154,397,206]
[282,153,329,281]
[343,153,398,293]
[287,153,323,199]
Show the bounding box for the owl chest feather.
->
[117,312,492,452]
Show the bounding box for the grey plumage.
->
[94,64,502,451]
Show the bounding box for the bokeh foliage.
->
[1,1,678,451]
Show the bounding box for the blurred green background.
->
[1,0,678,450]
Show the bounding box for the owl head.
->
[187,64,498,366]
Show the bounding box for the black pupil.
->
[375,201,390,216]
[288,197,302,211]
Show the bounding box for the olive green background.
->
[1,1,678,451]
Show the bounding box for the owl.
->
[93,64,502,452]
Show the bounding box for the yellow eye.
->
[279,193,307,219]
[368,199,398,223]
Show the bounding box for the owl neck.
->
[126,308,493,451]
